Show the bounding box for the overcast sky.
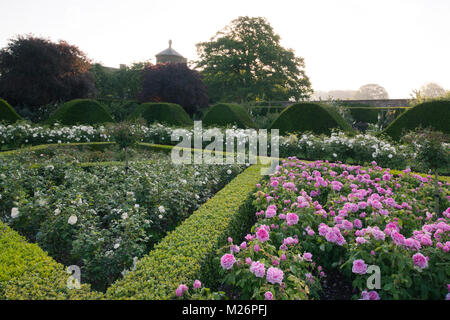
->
[1,0,449,98]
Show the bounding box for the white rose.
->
[54,208,61,215]
[11,207,19,219]
[158,206,165,213]
[114,243,120,249]
[227,169,232,175]
[68,215,78,225]
[121,212,128,220]
[158,214,163,219]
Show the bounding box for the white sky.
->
[1,0,449,98]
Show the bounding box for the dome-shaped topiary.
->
[0,98,22,123]
[202,103,256,129]
[128,102,193,126]
[47,99,115,125]
[383,100,450,140]
[269,102,353,135]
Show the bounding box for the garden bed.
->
[0,144,245,291]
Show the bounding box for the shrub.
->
[0,98,22,123]
[129,102,193,127]
[384,100,450,140]
[0,221,101,300]
[106,164,262,299]
[47,99,115,125]
[202,103,257,129]
[139,63,208,116]
[270,103,353,135]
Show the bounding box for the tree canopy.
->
[354,84,389,100]
[195,16,312,103]
[139,63,208,116]
[0,35,94,108]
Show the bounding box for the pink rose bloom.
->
[361,290,380,300]
[220,254,236,270]
[193,280,202,289]
[245,257,252,264]
[412,253,428,269]
[264,291,274,300]
[352,259,368,274]
[391,231,405,246]
[331,181,343,191]
[356,237,367,244]
[250,261,266,278]
[354,219,362,229]
[256,227,270,243]
[176,284,188,297]
[286,212,299,226]
[266,267,284,285]
[303,252,313,262]
[254,244,261,252]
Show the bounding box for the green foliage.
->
[0,98,22,123]
[383,100,450,140]
[196,16,312,103]
[129,102,193,127]
[100,100,141,122]
[270,103,353,135]
[90,62,146,100]
[47,99,115,125]
[0,221,101,300]
[106,165,262,299]
[202,103,257,129]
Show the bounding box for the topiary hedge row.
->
[383,100,450,140]
[106,164,263,299]
[0,98,22,124]
[129,102,193,127]
[202,103,257,129]
[270,102,353,135]
[46,99,115,125]
[0,221,101,300]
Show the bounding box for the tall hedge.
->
[383,100,450,140]
[47,99,114,125]
[0,98,22,123]
[270,102,353,135]
[129,102,193,126]
[202,103,257,129]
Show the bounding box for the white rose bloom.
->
[11,207,19,218]
[68,215,78,225]
[227,169,232,175]
[158,214,163,219]
[158,206,165,213]
[134,204,139,209]
[114,243,120,249]
[54,208,61,215]
[121,212,128,220]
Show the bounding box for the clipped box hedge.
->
[383,100,450,140]
[0,98,22,124]
[202,103,257,129]
[129,102,193,127]
[0,221,101,300]
[46,99,115,125]
[270,102,353,135]
[106,164,263,299]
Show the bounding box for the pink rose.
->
[220,253,236,270]
[286,212,299,226]
[266,267,284,285]
[412,253,428,269]
[352,259,368,274]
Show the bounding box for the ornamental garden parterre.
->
[0,99,449,300]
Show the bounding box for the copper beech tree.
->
[0,35,94,108]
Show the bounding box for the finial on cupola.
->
[169,39,172,48]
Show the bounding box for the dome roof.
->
[156,40,185,57]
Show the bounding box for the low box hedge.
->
[0,221,102,300]
[106,164,263,299]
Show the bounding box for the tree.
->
[0,35,94,108]
[91,62,146,100]
[139,63,208,116]
[419,82,446,98]
[195,16,312,103]
[354,84,389,100]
